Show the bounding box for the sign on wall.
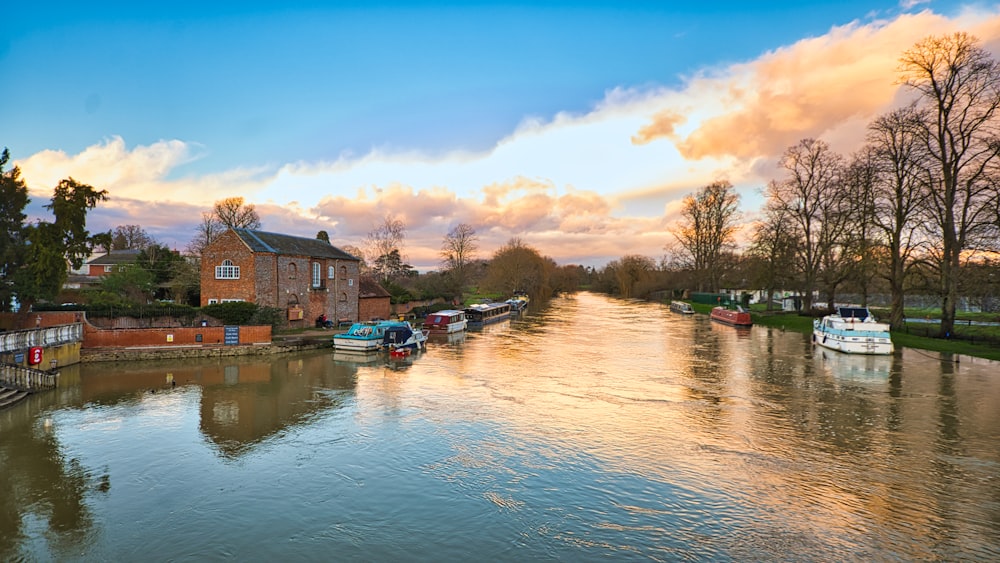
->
[224,326,240,346]
[28,346,43,365]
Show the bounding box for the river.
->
[2,292,998,561]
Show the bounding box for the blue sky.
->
[3,1,995,269]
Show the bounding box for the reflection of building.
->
[73,353,359,458]
[200,229,361,328]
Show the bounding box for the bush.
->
[201,301,260,325]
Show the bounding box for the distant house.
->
[85,249,142,276]
[358,276,391,321]
[64,249,143,290]
[200,229,361,327]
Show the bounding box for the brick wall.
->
[359,296,391,321]
[82,323,271,348]
[201,229,258,306]
[200,231,361,328]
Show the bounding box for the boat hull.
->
[813,328,893,355]
[710,307,752,327]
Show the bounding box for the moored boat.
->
[380,321,428,351]
[423,309,468,333]
[669,301,694,315]
[333,320,406,352]
[710,306,752,327]
[505,291,530,314]
[465,302,512,327]
[813,306,893,355]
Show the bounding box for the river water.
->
[2,292,999,561]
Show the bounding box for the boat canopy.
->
[838,307,871,320]
[382,325,415,346]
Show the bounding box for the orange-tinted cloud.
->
[637,9,1000,161]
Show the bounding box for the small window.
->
[215,259,240,279]
[312,262,322,288]
[221,299,244,303]
[340,292,347,302]
[348,279,354,287]
[328,265,334,279]
[104,265,112,272]
[208,298,218,305]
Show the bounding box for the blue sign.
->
[224,326,240,346]
[14,352,24,363]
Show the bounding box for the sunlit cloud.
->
[13,7,1000,269]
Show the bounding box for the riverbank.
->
[684,302,1000,362]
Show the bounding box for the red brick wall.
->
[201,230,257,306]
[82,323,271,348]
[199,230,361,327]
[359,296,391,321]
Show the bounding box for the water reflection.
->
[2,293,999,561]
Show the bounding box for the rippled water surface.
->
[3,293,999,561]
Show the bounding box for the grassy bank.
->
[683,301,1000,362]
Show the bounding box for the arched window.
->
[340,292,348,302]
[215,259,240,279]
[327,265,334,279]
[288,263,297,279]
[312,262,321,288]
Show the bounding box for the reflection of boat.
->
[711,306,752,327]
[423,310,468,333]
[815,348,892,381]
[465,302,512,327]
[332,349,384,366]
[670,301,694,315]
[813,307,893,355]
[333,321,406,352]
[380,322,428,351]
[427,330,467,346]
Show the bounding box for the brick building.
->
[358,276,391,321]
[200,229,361,327]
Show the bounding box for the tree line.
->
[596,33,1000,339]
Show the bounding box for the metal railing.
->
[0,324,83,353]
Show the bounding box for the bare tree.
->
[365,214,407,284]
[440,223,479,299]
[186,212,226,256]
[484,237,549,298]
[865,105,932,329]
[766,138,847,312]
[900,32,1000,335]
[747,202,799,311]
[109,224,155,250]
[671,180,741,292]
[214,196,261,230]
[606,254,656,299]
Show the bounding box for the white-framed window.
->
[328,265,334,279]
[221,298,245,303]
[215,259,240,279]
[312,262,322,288]
[208,298,218,305]
[348,279,354,287]
[104,265,112,272]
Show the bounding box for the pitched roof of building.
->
[85,249,142,265]
[358,276,391,299]
[231,229,360,261]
